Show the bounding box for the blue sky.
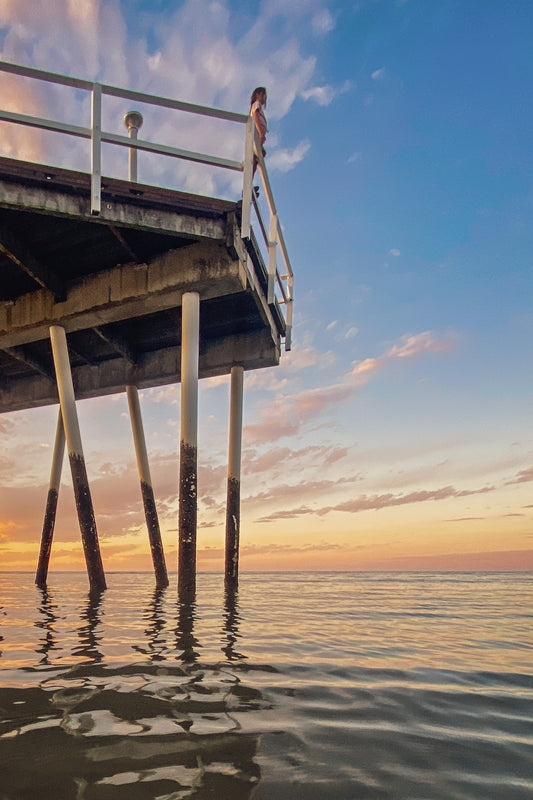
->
[0,0,532,571]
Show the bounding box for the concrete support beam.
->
[0,241,247,350]
[126,384,168,588]
[49,325,106,591]
[225,365,244,589]
[0,328,279,412]
[178,291,199,601]
[35,409,65,587]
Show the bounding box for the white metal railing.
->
[0,60,293,350]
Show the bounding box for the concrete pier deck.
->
[0,156,285,413]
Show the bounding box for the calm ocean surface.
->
[0,571,532,799]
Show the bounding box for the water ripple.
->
[0,571,532,799]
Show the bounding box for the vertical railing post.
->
[49,325,106,591]
[240,116,254,240]
[178,291,200,600]
[126,384,169,588]
[285,288,294,351]
[268,212,278,305]
[225,365,244,589]
[91,82,102,215]
[35,409,65,587]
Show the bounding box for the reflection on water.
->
[74,590,105,664]
[1,572,533,799]
[222,587,246,663]
[0,575,265,800]
[175,599,200,666]
[35,588,58,665]
[133,587,168,662]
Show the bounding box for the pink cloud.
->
[349,331,454,384]
[508,466,533,484]
[256,483,495,521]
[244,383,353,444]
[244,331,454,445]
[246,474,361,509]
[369,549,533,571]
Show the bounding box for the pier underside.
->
[0,157,284,412]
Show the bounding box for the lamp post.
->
[123,110,143,182]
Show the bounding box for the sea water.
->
[0,571,532,799]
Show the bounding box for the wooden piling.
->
[35,409,65,587]
[49,325,106,591]
[225,365,244,588]
[178,292,200,600]
[126,384,169,588]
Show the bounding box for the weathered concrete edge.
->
[0,328,280,412]
[0,178,227,239]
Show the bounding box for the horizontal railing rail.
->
[0,60,293,350]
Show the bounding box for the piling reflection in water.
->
[175,598,200,666]
[132,587,168,662]
[73,590,105,664]
[35,587,59,665]
[1,579,265,799]
[222,586,246,662]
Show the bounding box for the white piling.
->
[35,409,65,587]
[49,325,106,591]
[178,291,200,600]
[126,384,168,588]
[225,365,244,588]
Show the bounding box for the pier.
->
[0,62,293,596]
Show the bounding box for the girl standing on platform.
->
[250,86,268,180]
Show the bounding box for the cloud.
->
[349,331,454,384]
[301,79,353,106]
[268,139,311,172]
[345,326,359,339]
[243,443,347,478]
[281,345,324,371]
[508,466,533,484]
[389,248,401,257]
[244,540,343,556]
[347,152,362,163]
[371,549,533,571]
[256,483,496,521]
[244,382,353,444]
[0,0,325,194]
[247,473,359,508]
[243,330,454,444]
[371,66,387,81]
[197,539,346,563]
[311,9,336,35]
[300,85,337,106]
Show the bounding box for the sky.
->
[0,0,532,574]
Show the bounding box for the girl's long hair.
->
[250,87,267,108]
